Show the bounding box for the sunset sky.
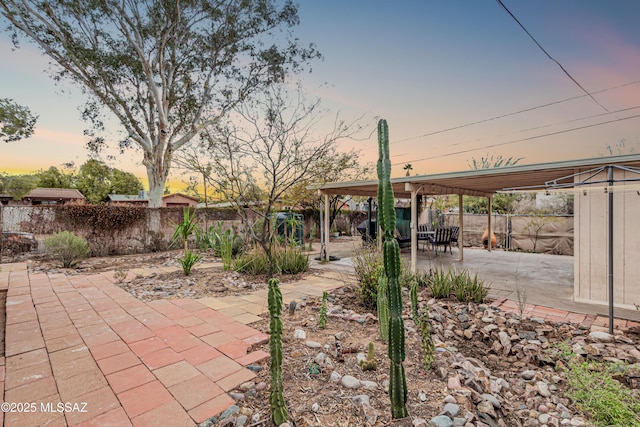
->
[2,1,640,190]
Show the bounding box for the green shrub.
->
[234,248,271,275]
[427,268,452,299]
[352,245,384,310]
[565,360,640,426]
[196,221,245,259]
[177,250,201,275]
[234,246,308,276]
[278,246,309,274]
[44,231,90,268]
[428,267,489,303]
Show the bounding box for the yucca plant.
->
[172,208,198,254]
[177,250,201,275]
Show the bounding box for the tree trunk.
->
[144,149,170,209]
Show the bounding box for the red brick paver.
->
[1,264,269,426]
[493,298,640,330]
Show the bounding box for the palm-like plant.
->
[172,208,198,254]
[403,163,412,176]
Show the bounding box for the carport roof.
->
[315,154,640,198]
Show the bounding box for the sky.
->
[2,0,640,190]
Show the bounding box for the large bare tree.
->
[1,0,319,207]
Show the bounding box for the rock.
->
[352,395,370,406]
[235,415,248,427]
[429,415,453,427]
[477,400,497,419]
[229,392,244,401]
[442,403,460,417]
[360,380,378,390]
[447,375,462,390]
[588,331,614,343]
[198,417,217,427]
[413,418,428,427]
[570,417,586,426]
[341,375,361,389]
[330,371,342,383]
[498,331,512,354]
[356,352,367,364]
[293,329,306,339]
[361,403,378,425]
[315,352,326,364]
[419,390,428,401]
[521,370,536,380]
[538,414,550,424]
[311,403,319,412]
[219,405,240,420]
[536,381,551,397]
[305,340,322,349]
[255,382,267,391]
[481,393,501,409]
[239,381,255,391]
[246,365,262,372]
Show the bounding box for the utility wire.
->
[382,80,640,147]
[392,113,640,166]
[496,0,609,112]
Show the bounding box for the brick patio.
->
[0,263,269,427]
[492,297,640,331]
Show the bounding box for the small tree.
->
[183,84,363,276]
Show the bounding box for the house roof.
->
[314,154,640,198]
[108,194,149,202]
[24,188,85,200]
[163,193,199,201]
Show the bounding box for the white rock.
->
[341,375,361,389]
[330,371,342,383]
[293,329,306,339]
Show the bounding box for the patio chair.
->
[449,225,459,250]
[429,227,452,254]
[417,223,431,251]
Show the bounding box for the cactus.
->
[268,278,288,425]
[418,306,435,370]
[288,300,297,316]
[377,119,408,419]
[319,291,328,329]
[377,273,389,341]
[359,341,378,371]
[411,281,419,325]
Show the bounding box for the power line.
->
[496,0,609,112]
[378,80,640,147]
[392,112,640,167]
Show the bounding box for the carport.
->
[315,153,640,315]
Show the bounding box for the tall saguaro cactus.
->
[268,278,289,425]
[377,119,408,419]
